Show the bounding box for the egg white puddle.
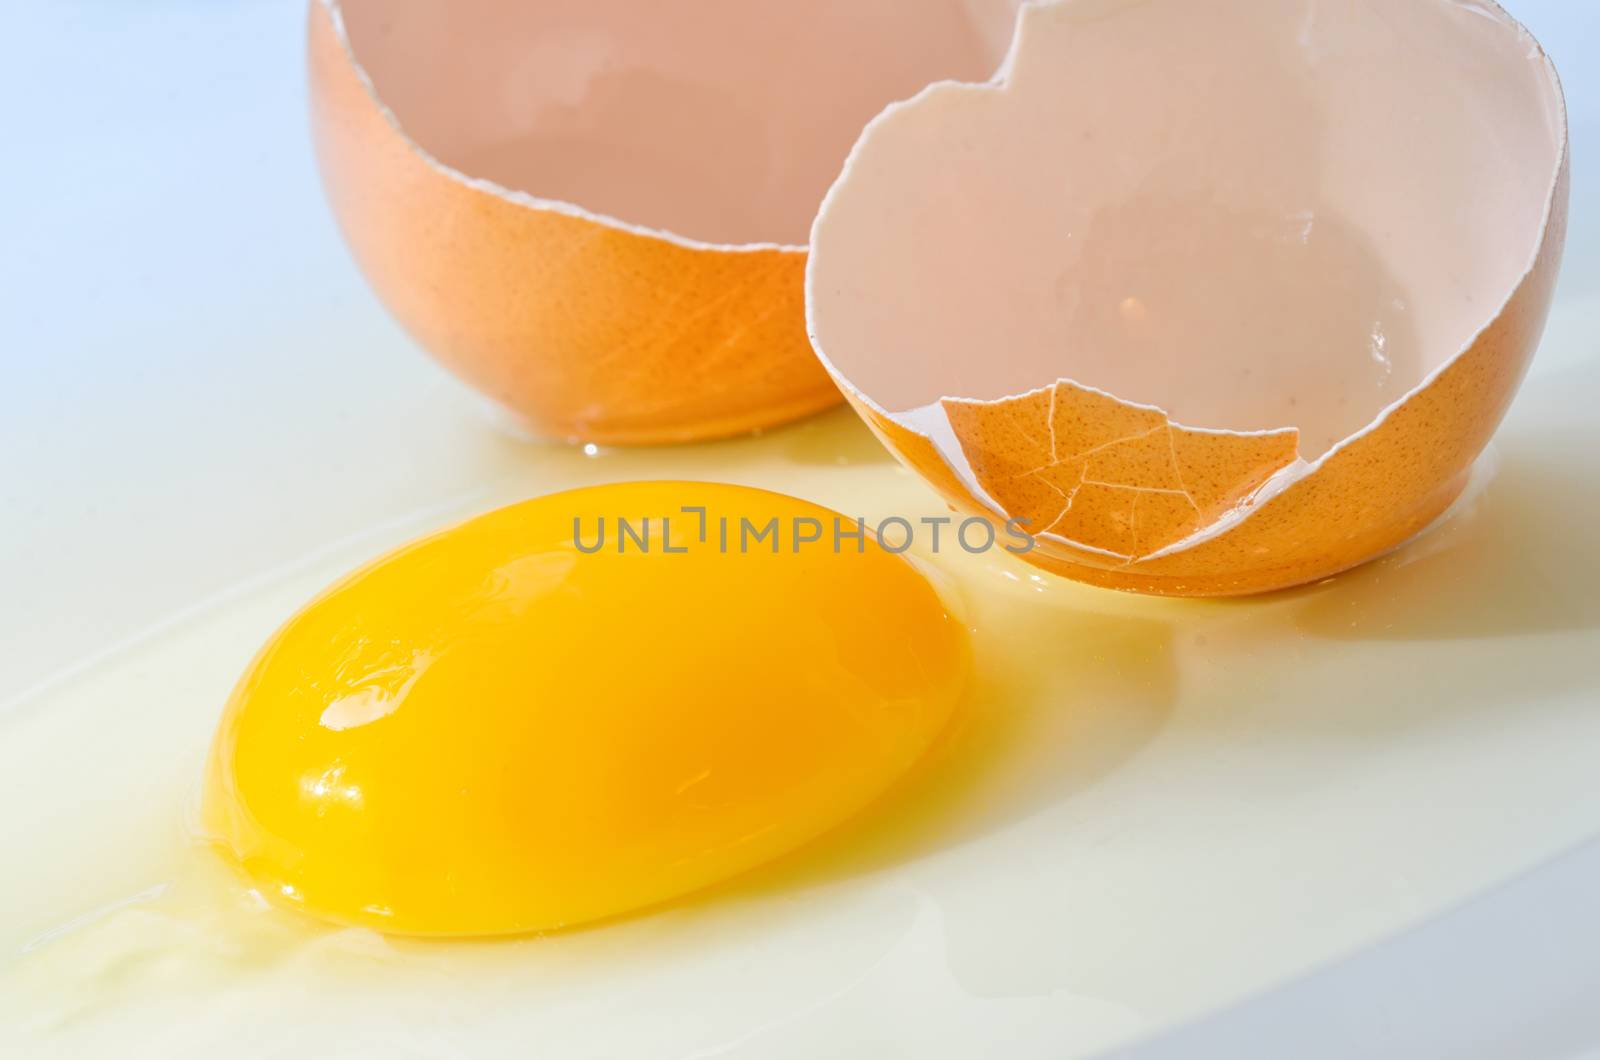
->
[4,374,1600,1058]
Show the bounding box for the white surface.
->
[2,2,1598,1057]
[1107,834,1600,1059]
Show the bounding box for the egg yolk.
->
[202,481,968,936]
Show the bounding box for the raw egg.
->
[807,0,1569,596]
[201,482,969,936]
[309,0,1025,444]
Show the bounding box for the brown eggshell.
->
[309,0,1022,445]
[809,0,1569,596]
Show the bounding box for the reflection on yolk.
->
[202,481,969,937]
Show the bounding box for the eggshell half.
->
[309,0,1023,444]
[809,0,1569,596]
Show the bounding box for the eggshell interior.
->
[336,0,1023,248]
[810,0,1568,595]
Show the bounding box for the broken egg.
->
[202,482,969,936]
[808,0,1569,596]
[309,0,1023,444]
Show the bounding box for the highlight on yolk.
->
[202,481,969,937]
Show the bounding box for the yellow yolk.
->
[201,482,969,937]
